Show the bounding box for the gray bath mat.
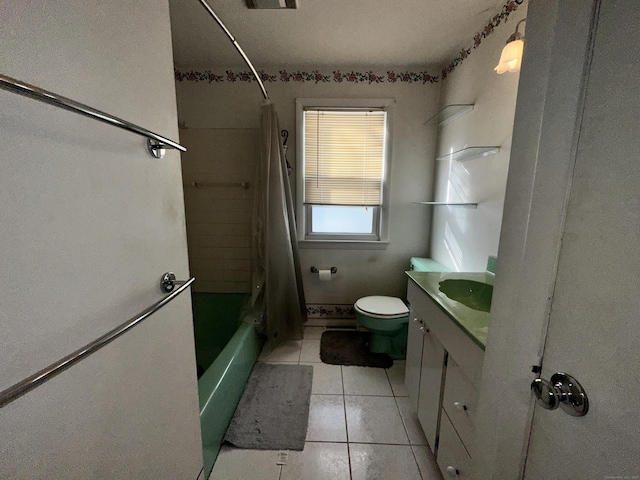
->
[320,330,393,368]
[223,363,313,451]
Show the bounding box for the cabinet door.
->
[437,412,473,479]
[405,310,425,411]
[417,325,446,450]
[442,356,479,457]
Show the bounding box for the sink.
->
[438,279,493,312]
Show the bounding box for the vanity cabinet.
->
[405,279,485,478]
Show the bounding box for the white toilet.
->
[354,296,410,359]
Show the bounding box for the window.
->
[296,99,393,246]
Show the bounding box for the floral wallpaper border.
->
[306,304,356,319]
[441,0,525,79]
[174,0,524,86]
[175,69,439,84]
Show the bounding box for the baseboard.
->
[304,318,359,328]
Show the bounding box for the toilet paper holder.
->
[311,266,337,274]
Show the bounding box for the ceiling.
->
[169,0,508,70]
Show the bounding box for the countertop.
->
[406,271,492,350]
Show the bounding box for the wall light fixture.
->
[495,18,526,74]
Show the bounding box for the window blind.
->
[304,109,386,206]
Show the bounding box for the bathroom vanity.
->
[405,271,491,480]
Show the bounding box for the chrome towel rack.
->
[0,272,194,409]
[190,181,250,189]
[0,74,186,158]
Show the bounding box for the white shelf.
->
[436,146,500,162]
[413,202,478,208]
[425,104,474,126]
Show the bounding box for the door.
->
[523,1,640,477]
[0,1,203,478]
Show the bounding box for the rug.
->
[320,330,393,368]
[223,363,313,450]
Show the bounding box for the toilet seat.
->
[355,296,409,319]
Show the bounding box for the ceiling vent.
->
[245,0,297,8]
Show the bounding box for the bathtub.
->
[192,293,264,478]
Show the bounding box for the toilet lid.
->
[355,296,409,317]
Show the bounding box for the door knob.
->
[531,372,589,417]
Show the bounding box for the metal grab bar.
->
[0,273,195,409]
[190,181,250,189]
[0,74,186,158]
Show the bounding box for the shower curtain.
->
[242,101,307,346]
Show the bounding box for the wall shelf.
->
[413,202,478,208]
[436,146,500,162]
[425,104,474,126]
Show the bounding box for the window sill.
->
[298,239,390,250]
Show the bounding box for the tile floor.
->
[209,326,443,480]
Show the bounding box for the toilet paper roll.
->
[318,269,332,282]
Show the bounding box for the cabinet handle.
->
[445,466,460,478]
[419,325,430,333]
[412,317,421,323]
[453,402,468,411]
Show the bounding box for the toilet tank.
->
[409,257,452,272]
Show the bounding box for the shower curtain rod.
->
[196,0,270,100]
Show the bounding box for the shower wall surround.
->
[429,3,527,272]
[175,72,440,305]
[180,128,258,293]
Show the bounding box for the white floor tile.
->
[281,442,350,480]
[258,341,302,363]
[395,397,428,446]
[349,443,422,480]
[303,326,325,339]
[306,394,347,442]
[386,360,409,397]
[258,361,298,365]
[343,366,393,396]
[412,445,444,480]
[302,362,343,395]
[209,447,281,480]
[299,338,322,362]
[345,396,409,444]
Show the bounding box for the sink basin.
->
[438,279,493,312]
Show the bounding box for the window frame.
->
[295,98,394,249]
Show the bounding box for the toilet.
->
[354,296,410,359]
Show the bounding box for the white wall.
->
[176,75,440,306]
[0,1,202,478]
[429,4,527,272]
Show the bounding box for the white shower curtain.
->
[242,101,306,346]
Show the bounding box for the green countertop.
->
[406,271,493,350]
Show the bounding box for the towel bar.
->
[0,74,186,158]
[0,273,195,408]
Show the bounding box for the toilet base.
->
[365,323,409,360]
